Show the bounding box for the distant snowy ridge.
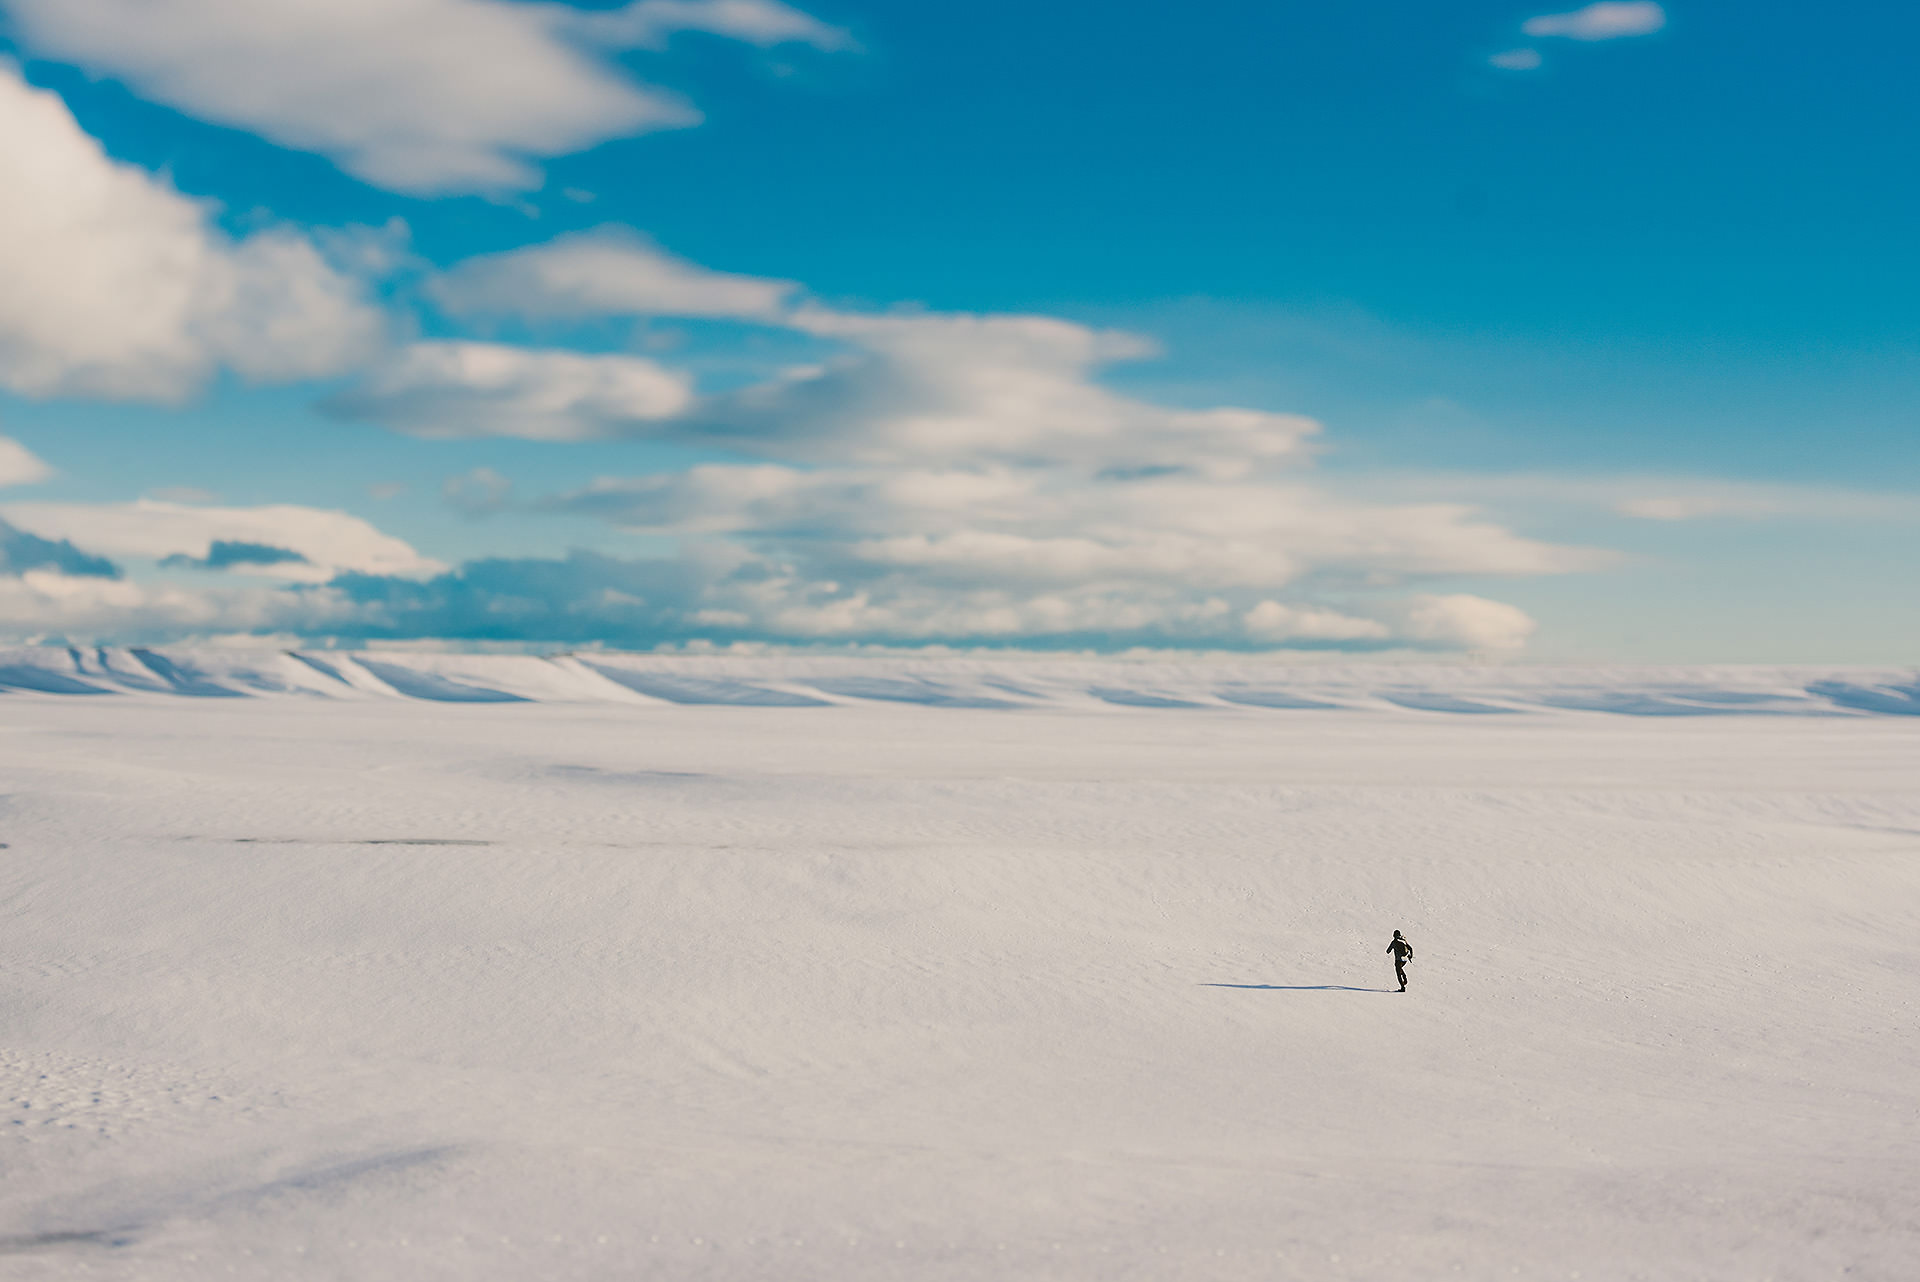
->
[2,646,1918,715]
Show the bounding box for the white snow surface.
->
[1,650,1917,1279]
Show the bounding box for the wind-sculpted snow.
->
[351,657,531,703]
[577,660,830,706]
[0,645,1916,716]
[1805,678,1920,716]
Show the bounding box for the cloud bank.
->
[0,221,1595,652]
[313,550,1542,653]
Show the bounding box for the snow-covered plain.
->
[2,649,1917,1279]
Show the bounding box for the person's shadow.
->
[1200,983,1398,993]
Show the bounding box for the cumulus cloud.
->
[0,436,52,488]
[0,62,381,401]
[1393,593,1537,651]
[1522,3,1666,41]
[0,500,442,582]
[429,228,797,322]
[3,0,850,194]
[1242,601,1390,644]
[327,342,694,440]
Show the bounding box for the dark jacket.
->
[1388,936,1414,962]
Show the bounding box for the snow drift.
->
[1,644,1918,715]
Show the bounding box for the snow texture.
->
[0,650,1916,1279]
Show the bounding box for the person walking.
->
[1387,930,1414,992]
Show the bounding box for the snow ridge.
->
[1,646,1916,715]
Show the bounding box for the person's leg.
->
[1396,960,1407,990]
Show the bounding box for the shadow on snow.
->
[1200,983,1398,992]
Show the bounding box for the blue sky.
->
[0,0,1914,660]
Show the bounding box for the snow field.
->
[0,692,1916,1279]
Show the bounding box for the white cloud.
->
[0,500,443,582]
[1394,594,1537,651]
[1243,601,1391,644]
[1522,3,1666,41]
[420,245,1318,476]
[430,229,797,322]
[546,461,1593,646]
[3,0,849,194]
[0,570,284,641]
[329,342,694,441]
[0,62,382,401]
[337,293,1323,474]
[671,308,1322,476]
[571,0,855,51]
[770,308,1319,472]
[311,542,1549,651]
[0,436,52,488]
[314,233,1603,653]
[563,465,1592,585]
[0,563,393,644]
[1489,48,1544,71]
[0,520,1567,651]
